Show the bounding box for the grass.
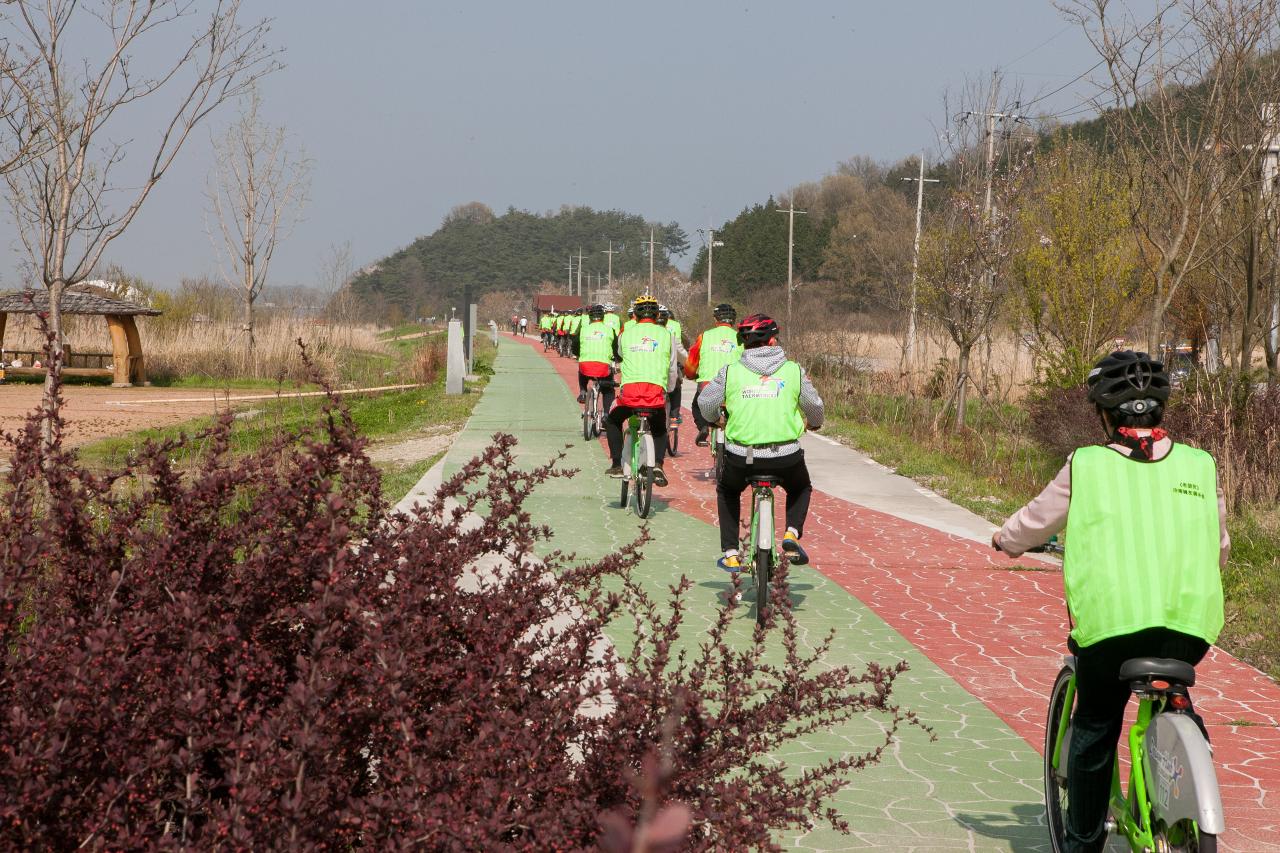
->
[377,322,433,340]
[824,383,1280,682]
[376,453,445,505]
[76,339,493,502]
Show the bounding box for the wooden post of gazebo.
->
[0,285,161,386]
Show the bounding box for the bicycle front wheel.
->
[582,403,591,441]
[667,422,679,456]
[1044,665,1075,853]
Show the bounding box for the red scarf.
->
[1115,427,1167,461]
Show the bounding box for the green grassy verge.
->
[76,342,492,503]
[824,391,1280,681]
[377,322,433,340]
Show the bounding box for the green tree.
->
[1013,145,1146,388]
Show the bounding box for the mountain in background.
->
[348,203,687,320]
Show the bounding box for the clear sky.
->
[2,0,1113,290]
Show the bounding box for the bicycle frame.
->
[619,413,655,518]
[742,481,778,625]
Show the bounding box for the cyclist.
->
[656,305,688,426]
[992,350,1228,853]
[685,303,743,446]
[555,311,569,354]
[604,303,622,334]
[519,316,528,336]
[577,304,617,408]
[605,294,678,486]
[539,311,554,346]
[571,308,585,357]
[698,313,823,571]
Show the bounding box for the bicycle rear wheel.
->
[582,400,591,441]
[755,547,772,626]
[1157,820,1215,852]
[1044,665,1074,853]
[634,466,654,518]
[667,422,679,456]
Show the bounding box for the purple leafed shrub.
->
[0,373,924,850]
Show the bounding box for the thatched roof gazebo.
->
[0,285,161,386]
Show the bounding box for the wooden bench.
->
[1,348,120,380]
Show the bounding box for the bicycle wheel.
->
[755,546,772,626]
[1156,820,1216,852]
[634,435,655,518]
[713,431,726,481]
[1044,665,1075,853]
[667,421,679,456]
[582,403,591,441]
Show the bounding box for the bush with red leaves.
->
[0,372,924,850]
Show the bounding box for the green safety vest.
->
[579,321,614,364]
[617,321,671,388]
[723,361,805,446]
[605,313,621,332]
[1063,444,1224,647]
[696,325,743,382]
[539,315,553,330]
[666,319,683,347]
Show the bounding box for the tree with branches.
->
[1,0,277,436]
[206,88,311,366]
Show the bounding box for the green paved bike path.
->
[444,339,1049,851]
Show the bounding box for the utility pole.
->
[602,240,619,290]
[900,151,939,371]
[698,227,725,305]
[565,254,575,293]
[576,247,584,297]
[643,227,659,298]
[777,201,807,325]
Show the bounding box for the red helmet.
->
[737,313,779,347]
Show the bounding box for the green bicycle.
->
[739,473,786,627]
[1039,548,1224,852]
[618,411,657,519]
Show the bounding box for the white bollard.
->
[446,319,465,394]
[489,320,498,346]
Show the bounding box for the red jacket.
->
[614,319,667,410]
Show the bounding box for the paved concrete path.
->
[428,336,1280,851]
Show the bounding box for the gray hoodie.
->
[697,345,823,459]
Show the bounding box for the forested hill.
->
[349,203,688,319]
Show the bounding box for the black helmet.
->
[713,302,736,323]
[1086,351,1170,415]
[588,303,605,321]
[737,313,779,348]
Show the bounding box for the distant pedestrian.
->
[519,316,528,336]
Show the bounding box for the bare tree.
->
[207,88,310,366]
[1,0,277,428]
[1065,0,1280,356]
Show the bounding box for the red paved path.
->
[513,333,1280,849]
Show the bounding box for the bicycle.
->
[739,473,786,627]
[667,407,680,457]
[582,377,606,441]
[618,411,658,519]
[542,332,552,352]
[1037,546,1224,852]
[709,423,727,482]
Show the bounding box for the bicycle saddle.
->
[747,474,783,486]
[1118,657,1196,687]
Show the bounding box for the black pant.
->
[691,383,713,431]
[605,405,667,467]
[716,450,811,552]
[667,381,683,420]
[1064,627,1210,853]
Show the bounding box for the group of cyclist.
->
[532,296,1228,852]
[551,294,824,570]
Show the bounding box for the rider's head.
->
[656,304,670,325]
[737,313,779,349]
[632,294,660,321]
[588,303,605,321]
[1086,350,1171,434]
[713,302,736,324]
